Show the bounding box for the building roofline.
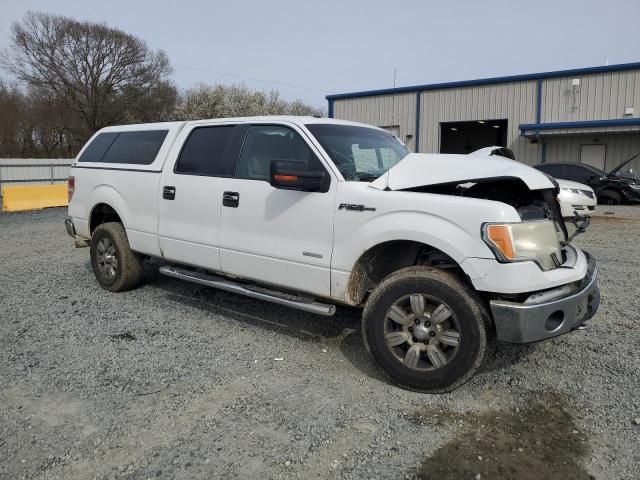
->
[519,118,640,136]
[326,61,640,101]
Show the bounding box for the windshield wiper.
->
[357,174,381,182]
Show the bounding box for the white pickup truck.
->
[65,116,600,392]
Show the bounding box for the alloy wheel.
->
[383,293,461,370]
[96,237,118,280]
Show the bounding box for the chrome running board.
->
[159,265,336,316]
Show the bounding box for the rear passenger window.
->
[78,130,168,165]
[564,165,588,181]
[175,126,242,176]
[538,164,564,177]
[78,132,118,162]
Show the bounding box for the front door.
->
[219,124,336,297]
[158,123,247,271]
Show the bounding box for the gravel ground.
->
[1,206,639,480]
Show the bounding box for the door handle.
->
[163,186,176,200]
[223,191,239,208]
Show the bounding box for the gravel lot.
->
[1,206,639,480]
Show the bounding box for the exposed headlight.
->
[482,220,563,271]
[561,187,590,196]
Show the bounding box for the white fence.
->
[0,159,73,188]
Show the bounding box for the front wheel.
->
[362,266,488,393]
[598,190,621,205]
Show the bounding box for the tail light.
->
[68,176,75,202]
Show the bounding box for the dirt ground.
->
[1,206,639,479]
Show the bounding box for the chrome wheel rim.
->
[384,294,461,370]
[96,237,117,280]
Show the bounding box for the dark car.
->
[534,157,640,205]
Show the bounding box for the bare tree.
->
[0,11,176,138]
[173,83,324,120]
[0,79,28,157]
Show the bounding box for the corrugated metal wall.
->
[332,82,541,164]
[0,159,72,187]
[541,70,640,123]
[332,93,418,152]
[419,81,539,163]
[331,66,640,170]
[544,134,640,174]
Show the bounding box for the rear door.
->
[158,122,249,270]
[218,123,337,297]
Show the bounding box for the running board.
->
[159,265,336,316]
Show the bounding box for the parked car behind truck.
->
[66,116,600,392]
[556,178,597,218]
[534,160,640,205]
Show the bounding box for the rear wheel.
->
[362,266,488,392]
[598,190,621,205]
[90,222,143,292]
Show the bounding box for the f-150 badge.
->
[338,203,376,212]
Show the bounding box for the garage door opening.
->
[440,119,508,154]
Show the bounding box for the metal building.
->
[327,62,640,174]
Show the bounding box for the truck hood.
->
[607,151,639,176]
[369,153,556,191]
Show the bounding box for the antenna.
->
[384,68,397,191]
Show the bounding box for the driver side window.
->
[236,125,323,181]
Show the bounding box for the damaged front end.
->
[366,150,600,342]
[368,150,575,247]
[404,177,569,270]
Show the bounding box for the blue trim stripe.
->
[520,118,640,132]
[327,99,334,118]
[326,61,640,100]
[415,92,421,152]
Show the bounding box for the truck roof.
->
[97,116,378,133]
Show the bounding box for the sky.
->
[1,0,639,110]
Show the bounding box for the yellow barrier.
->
[1,184,68,212]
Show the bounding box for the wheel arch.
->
[89,202,125,234]
[87,185,130,234]
[344,240,468,306]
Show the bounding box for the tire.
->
[362,266,488,393]
[598,190,621,205]
[90,222,143,292]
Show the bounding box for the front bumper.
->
[490,252,600,343]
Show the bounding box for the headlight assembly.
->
[561,187,592,196]
[482,220,563,271]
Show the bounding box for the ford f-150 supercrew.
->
[65,116,600,392]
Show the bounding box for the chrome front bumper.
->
[490,252,600,343]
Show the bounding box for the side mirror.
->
[270,159,329,193]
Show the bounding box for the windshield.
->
[306,124,409,181]
[589,166,607,177]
